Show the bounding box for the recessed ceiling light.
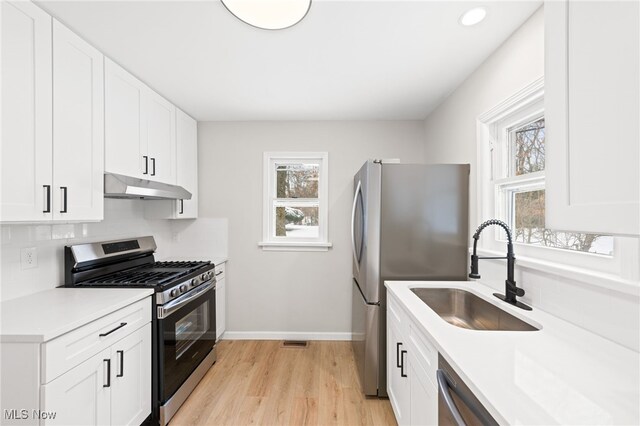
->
[221,0,312,30]
[459,7,487,27]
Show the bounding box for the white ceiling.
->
[38,1,542,121]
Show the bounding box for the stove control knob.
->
[201,273,207,281]
[179,284,187,293]
[190,278,197,287]
[170,289,179,297]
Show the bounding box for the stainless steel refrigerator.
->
[351,160,469,397]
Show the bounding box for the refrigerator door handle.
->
[353,278,379,306]
[351,180,362,272]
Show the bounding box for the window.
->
[495,117,613,255]
[476,77,634,278]
[259,152,331,251]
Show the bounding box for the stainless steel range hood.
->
[104,173,192,200]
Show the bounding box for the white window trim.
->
[259,152,332,252]
[476,76,639,293]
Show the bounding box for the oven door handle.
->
[158,280,215,319]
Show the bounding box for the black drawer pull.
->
[99,322,127,337]
[400,350,407,377]
[151,157,156,176]
[117,350,124,377]
[43,185,51,213]
[103,359,111,387]
[215,270,223,276]
[143,156,149,175]
[179,199,184,214]
[60,186,67,213]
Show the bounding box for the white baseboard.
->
[221,331,353,341]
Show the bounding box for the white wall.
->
[0,199,228,302]
[198,121,425,338]
[422,7,640,351]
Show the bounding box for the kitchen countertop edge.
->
[0,288,154,343]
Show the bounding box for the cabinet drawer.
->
[408,323,437,387]
[388,293,408,338]
[41,298,151,384]
[214,262,226,281]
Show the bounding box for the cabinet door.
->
[105,59,146,179]
[408,357,438,426]
[142,90,176,184]
[111,323,152,426]
[1,1,53,222]
[41,348,111,426]
[52,21,104,221]
[215,277,226,339]
[545,1,640,236]
[387,320,409,425]
[175,109,198,218]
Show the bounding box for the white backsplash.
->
[0,199,228,302]
[478,258,640,352]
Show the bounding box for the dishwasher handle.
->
[437,369,466,426]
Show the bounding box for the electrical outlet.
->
[20,247,38,269]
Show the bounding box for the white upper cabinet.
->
[1,1,53,222]
[176,109,198,218]
[142,90,176,184]
[104,58,144,179]
[545,0,640,236]
[105,58,177,185]
[52,20,104,221]
[1,4,104,223]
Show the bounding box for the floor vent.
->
[282,340,308,348]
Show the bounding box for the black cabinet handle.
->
[103,359,111,387]
[179,199,184,214]
[400,350,407,377]
[60,187,67,213]
[99,322,127,337]
[117,350,124,377]
[396,342,402,368]
[151,158,156,176]
[43,185,51,213]
[215,270,223,276]
[143,156,149,175]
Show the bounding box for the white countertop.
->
[386,280,640,425]
[212,257,228,266]
[0,288,154,343]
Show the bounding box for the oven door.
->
[157,281,216,403]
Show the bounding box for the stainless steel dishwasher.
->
[437,354,498,426]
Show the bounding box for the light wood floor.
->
[170,340,397,426]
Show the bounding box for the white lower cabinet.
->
[1,298,151,426]
[215,262,226,340]
[387,294,438,426]
[41,348,112,426]
[110,324,152,426]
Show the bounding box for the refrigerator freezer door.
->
[351,278,379,396]
[380,164,470,282]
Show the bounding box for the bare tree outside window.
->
[508,118,612,255]
[274,164,320,237]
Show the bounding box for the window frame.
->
[259,152,332,252]
[476,77,637,285]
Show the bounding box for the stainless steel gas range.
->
[64,236,216,425]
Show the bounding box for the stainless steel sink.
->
[411,288,539,331]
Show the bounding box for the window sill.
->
[477,248,639,297]
[258,241,333,252]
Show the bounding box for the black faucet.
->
[469,219,532,311]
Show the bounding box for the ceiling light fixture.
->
[221,0,312,30]
[459,7,487,27]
